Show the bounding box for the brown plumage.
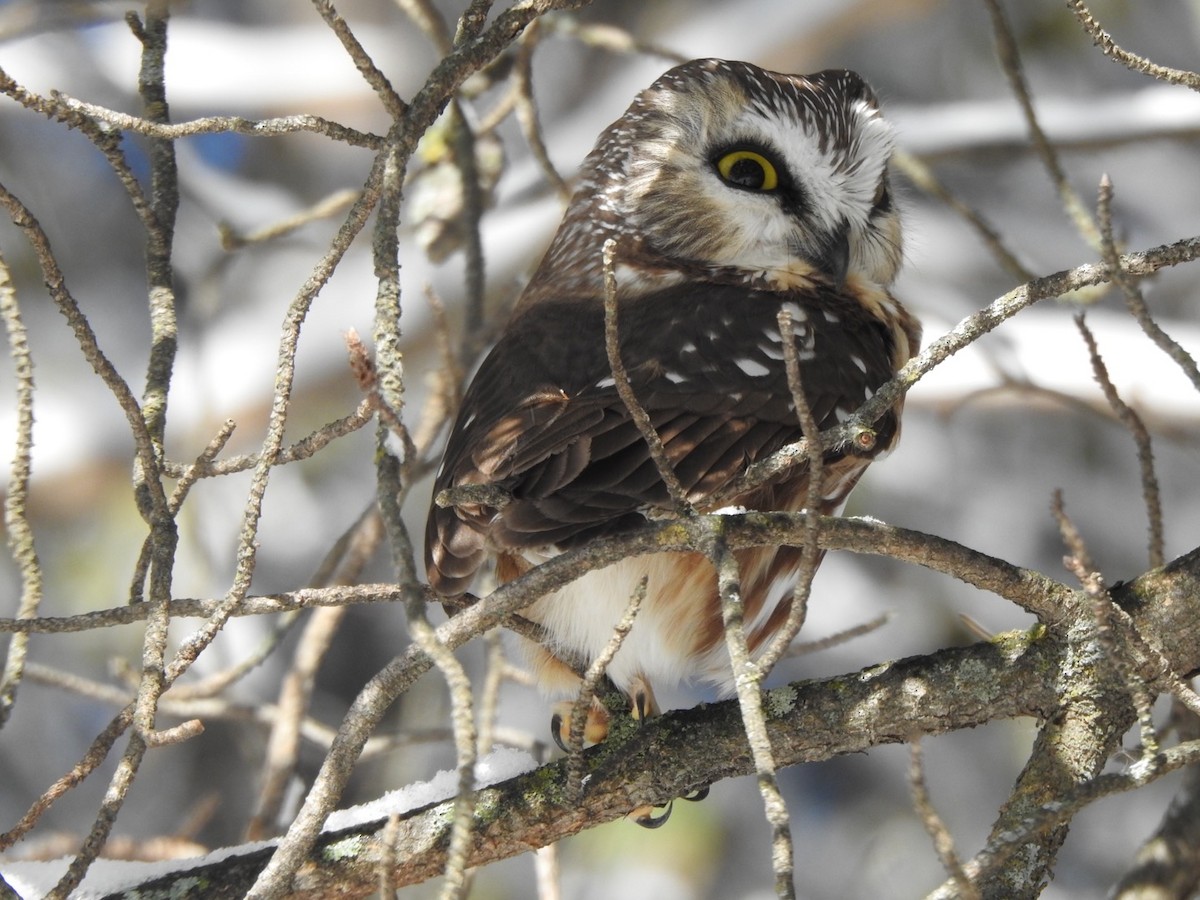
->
[425,59,920,746]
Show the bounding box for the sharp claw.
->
[632,801,673,829]
[549,713,569,753]
[634,689,649,723]
[683,786,710,802]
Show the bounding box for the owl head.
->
[535,58,901,297]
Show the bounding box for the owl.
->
[424,58,920,821]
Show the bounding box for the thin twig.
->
[514,19,570,200]
[892,149,1033,282]
[475,631,507,758]
[450,101,489,356]
[0,707,133,850]
[1065,0,1200,90]
[601,238,692,513]
[159,399,375,479]
[0,67,384,148]
[702,517,795,899]
[0,249,42,729]
[936,739,1200,898]
[757,308,822,674]
[247,507,384,840]
[533,844,562,900]
[565,577,645,799]
[982,0,1102,251]
[219,189,361,250]
[409,285,463,457]
[787,612,892,657]
[311,0,407,119]
[1110,710,1200,898]
[544,17,687,63]
[0,181,164,509]
[1074,312,1163,568]
[910,740,980,900]
[50,9,181,893]
[378,812,403,898]
[1096,178,1200,393]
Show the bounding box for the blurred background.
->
[1,0,1199,897]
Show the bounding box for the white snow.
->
[0,747,536,898]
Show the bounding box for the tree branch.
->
[78,544,1200,896]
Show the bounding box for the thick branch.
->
[94,545,1200,897]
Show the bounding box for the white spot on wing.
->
[734,357,770,378]
[759,341,786,360]
[780,301,807,322]
[596,376,616,389]
[851,355,867,374]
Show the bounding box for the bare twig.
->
[787,612,892,657]
[1074,312,1163,568]
[892,149,1034,282]
[0,64,384,148]
[311,0,406,118]
[756,308,822,675]
[0,250,41,729]
[1065,0,1200,90]
[219,189,361,250]
[602,238,693,513]
[934,737,1200,898]
[982,0,1102,251]
[565,577,645,799]
[159,399,375,480]
[702,517,794,899]
[533,844,562,900]
[545,17,687,64]
[450,101,489,356]
[910,740,980,900]
[395,0,453,52]
[105,549,1200,896]
[514,20,571,200]
[247,507,385,840]
[1111,710,1200,898]
[49,8,181,893]
[1096,178,1200,393]
[0,182,163,508]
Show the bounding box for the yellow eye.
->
[716,150,779,191]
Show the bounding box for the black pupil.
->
[728,157,765,189]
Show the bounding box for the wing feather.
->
[424,280,902,596]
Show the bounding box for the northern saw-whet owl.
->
[425,58,921,818]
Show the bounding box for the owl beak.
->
[819,226,851,288]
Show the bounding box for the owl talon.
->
[549,712,569,753]
[634,691,649,722]
[630,801,673,829]
[550,699,611,752]
[683,786,710,802]
[629,676,659,723]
